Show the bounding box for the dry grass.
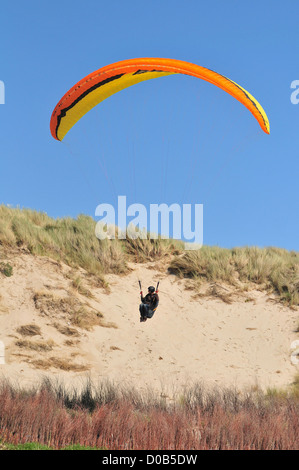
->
[29,357,89,372]
[1,206,298,308]
[16,324,41,337]
[169,246,299,306]
[0,205,128,280]
[70,275,93,298]
[124,233,184,263]
[0,378,298,450]
[0,294,8,314]
[0,205,183,276]
[110,345,122,351]
[33,291,108,330]
[190,281,255,304]
[53,322,80,337]
[15,339,55,352]
[63,339,80,347]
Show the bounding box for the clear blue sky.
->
[0,0,298,250]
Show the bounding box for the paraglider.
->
[50,59,270,324]
[139,281,160,322]
[50,57,270,142]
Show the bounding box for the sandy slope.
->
[0,251,298,395]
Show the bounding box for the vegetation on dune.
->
[124,234,183,262]
[0,210,298,450]
[32,290,109,330]
[0,205,298,306]
[169,245,299,306]
[0,378,298,450]
[0,205,182,274]
[0,205,127,281]
[0,261,13,277]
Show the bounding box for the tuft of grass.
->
[15,339,55,352]
[33,291,107,330]
[53,322,80,337]
[30,357,89,372]
[124,231,184,263]
[16,324,41,337]
[169,246,236,283]
[63,339,79,347]
[71,275,93,298]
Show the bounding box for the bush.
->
[0,262,13,277]
[0,378,298,450]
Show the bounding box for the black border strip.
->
[206,68,267,130]
[55,73,125,139]
[55,66,268,139]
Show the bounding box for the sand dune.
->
[0,251,298,395]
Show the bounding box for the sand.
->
[0,252,298,395]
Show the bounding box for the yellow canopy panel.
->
[50,58,270,141]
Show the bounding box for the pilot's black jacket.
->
[141,292,159,310]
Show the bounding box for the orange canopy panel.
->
[50,58,270,141]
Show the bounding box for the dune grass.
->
[16,324,42,337]
[0,205,182,275]
[32,290,114,331]
[1,205,298,306]
[169,246,299,306]
[124,234,183,262]
[15,339,55,352]
[0,205,128,279]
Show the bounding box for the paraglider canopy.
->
[50,58,270,142]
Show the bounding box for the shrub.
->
[0,262,13,277]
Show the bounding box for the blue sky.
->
[0,0,298,250]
